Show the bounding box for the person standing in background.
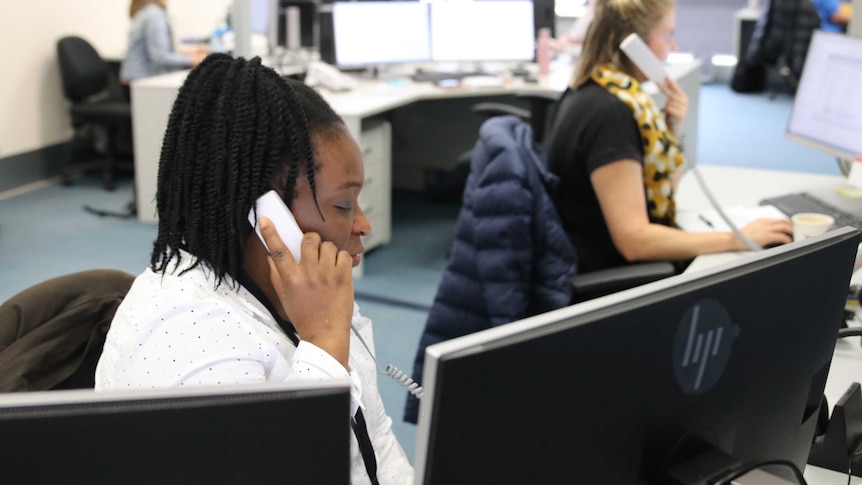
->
[120,0,208,86]
[810,0,853,32]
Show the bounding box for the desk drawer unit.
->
[358,119,392,251]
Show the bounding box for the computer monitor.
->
[429,0,536,62]
[0,381,351,484]
[415,227,860,483]
[786,31,862,164]
[322,1,432,68]
[532,0,556,39]
[275,0,317,49]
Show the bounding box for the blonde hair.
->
[130,0,168,18]
[572,0,674,87]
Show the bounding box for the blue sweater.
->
[404,116,577,423]
[120,4,192,82]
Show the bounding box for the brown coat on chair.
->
[0,269,134,392]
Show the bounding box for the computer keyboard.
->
[759,192,862,232]
[409,71,486,82]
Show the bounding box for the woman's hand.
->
[259,218,354,368]
[181,44,209,66]
[735,218,794,250]
[657,76,688,139]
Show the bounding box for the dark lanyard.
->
[352,408,380,485]
[238,271,379,483]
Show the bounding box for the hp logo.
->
[673,299,738,394]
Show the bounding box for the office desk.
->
[131,60,702,266]
[678,165,862,484]
[677,164,862,273]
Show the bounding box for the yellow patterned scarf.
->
[590,64,686,226]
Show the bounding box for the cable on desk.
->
[689,164,762,252]
[839,328,862,339]
[847,444,862,485]
[713,458,807,485]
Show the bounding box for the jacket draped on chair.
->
[404,115,576,423]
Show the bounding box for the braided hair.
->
[151,53,345,288]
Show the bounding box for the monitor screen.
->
[415,227,860,483]
[429,0,536,62]
[0,381,351,484]
[275,0,317,49]
[330,1,431,67]
[786,31,862,162]
[256,0,317,50]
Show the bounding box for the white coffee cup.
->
[791,212,834,241]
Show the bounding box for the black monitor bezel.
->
[415,227,860,483]
[0,380,352,484]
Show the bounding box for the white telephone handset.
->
[247,191,424,398]
[248,190,304,262]
[620,33,669,85]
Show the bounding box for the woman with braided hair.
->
[95,54,414,484]
[546,0,792,274]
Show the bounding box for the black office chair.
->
[56,36,133,191]
[454,90,561,171]
[403,115,675,423]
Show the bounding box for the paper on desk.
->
[845,157,862,190]
[677,205,789,232]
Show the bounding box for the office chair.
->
[0,269,135,392]
[56,36,134,191]
[454,90,561,169]
[403,115,675,423]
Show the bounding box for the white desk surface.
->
[320,58,698,118]
[679,165,862,484]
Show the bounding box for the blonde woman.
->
[546,0,792,274]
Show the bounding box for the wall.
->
[0,0,231,160]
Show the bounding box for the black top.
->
[546,81,645,273]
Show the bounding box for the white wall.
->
[0,0,231,159]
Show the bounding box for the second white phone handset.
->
[620,33,669,85]
[248,190,304,262]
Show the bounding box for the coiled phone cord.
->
[352,325,423,399]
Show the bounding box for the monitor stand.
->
[808,382,862,477]
[838,157,854,178]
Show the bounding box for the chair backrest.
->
[0,269,135,392]
[404,115,576,423]
[56,36,110,103]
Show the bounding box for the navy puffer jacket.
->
[404,115,577,423]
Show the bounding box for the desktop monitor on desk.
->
[429,0,536,63]
[320,1,432,68]
[274,0,318,49]
[786,30,862,168]
[0,381,351,484]
[415,226,860,484]
[253,0,317,51]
